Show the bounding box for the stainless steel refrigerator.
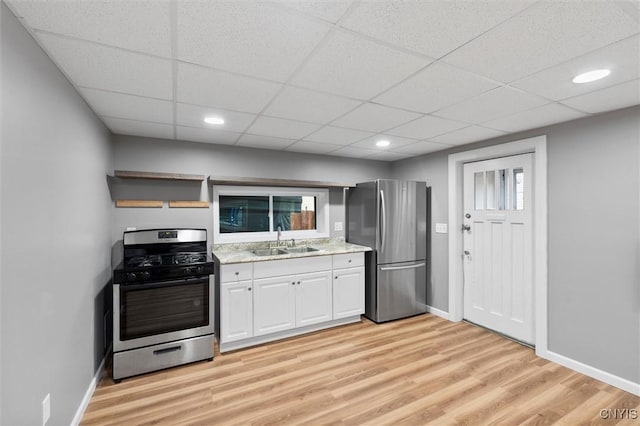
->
[347,180,429,323]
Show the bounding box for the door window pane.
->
[486,170,496,210]
[219,196,269,233]
[474,172,484,210]
[273,196,316,230]
[514,169,524,210]
[498,169,507,211]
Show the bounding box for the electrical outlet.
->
[42,394,50,426]
[334,221,343,232]
[435,223,448,234]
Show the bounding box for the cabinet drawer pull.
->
[248,287,252,291]
[335,276,338,279]
[292,282,296,285]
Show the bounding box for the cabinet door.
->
[333,267,365,320]
[253,275,296,336]
[296,271,332,327]
[220,280,253,343]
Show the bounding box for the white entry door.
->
[462,153,534,344]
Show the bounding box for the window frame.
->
[213,185,330,244]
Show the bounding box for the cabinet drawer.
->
[333,252,364,269]
[220,263,253,282]
[254,256,332,279]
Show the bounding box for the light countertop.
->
[212,239,371,265]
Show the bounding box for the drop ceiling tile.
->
[331,103,421,133]
[102,117,174,140]
[274,0,354,23]
[236,134,296,150]
[177,63,282,114]
[443,1,639,83]
[341,0,534,58]
[284,141,344,155]
[374,62,499,114]
[7,0,171,57]
[176,104,255,133]
[177,2,331,81]
[433,87,548,124]
[365,151,413,162]
[176,126,241,145]
[80,88,173,124]
[38,34,172,99]
[393,140,453,155]
[512,35,640,101]
[350,134,418,150]
[264,87,361,124]
[247,116,320,140]
[616,1,640,23]
[482,103,587,133]
[559,79,640,114]
[302,126,374,145]
[291,30,431,100]
[430,126,506,146]
[386,114,468,140]
[328,146,378,159]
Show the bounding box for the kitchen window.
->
[213,186,330,243]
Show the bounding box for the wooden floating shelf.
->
[113,170,205,182]
[208,176,354,188]
[116,200,163,208]
[169,201,210,208]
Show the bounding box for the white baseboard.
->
[72,346,110,426]
[540,349,640,396]
[425,305,450,321]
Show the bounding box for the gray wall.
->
[391,106,640,384]
[1,4,113,425]
[111,135,390,251]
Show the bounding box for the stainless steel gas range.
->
[112,228,215,382]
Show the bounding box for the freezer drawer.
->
[376,260,426,322]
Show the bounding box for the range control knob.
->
[126,273,137,282]
[141,271,151,280]
[196,266,204,274]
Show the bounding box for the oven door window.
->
[120,278,209,341]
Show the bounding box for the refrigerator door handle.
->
[380,262,426,271]
[380,189,387,252]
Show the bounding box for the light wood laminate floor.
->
[82,314,639,425]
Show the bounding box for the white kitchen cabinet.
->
[333,267,365,320]
[220,280,253,343]
[254,269,333,334]
[216,250,367,352]
[296,271,333,327]
[253,275,296,336]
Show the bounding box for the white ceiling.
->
[7,0,640,162]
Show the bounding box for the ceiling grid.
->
[6,0,639,161]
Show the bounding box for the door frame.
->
[447,135,548,356]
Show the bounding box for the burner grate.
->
[173,253,207,265]
[126,255,162,268]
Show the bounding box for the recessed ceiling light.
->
[376,139,390,147]
[204,116,225,125]
[572,69,611,84]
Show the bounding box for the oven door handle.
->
[119,277,208,292]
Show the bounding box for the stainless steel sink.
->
[252,248,287,256]
[284,246,319,254]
